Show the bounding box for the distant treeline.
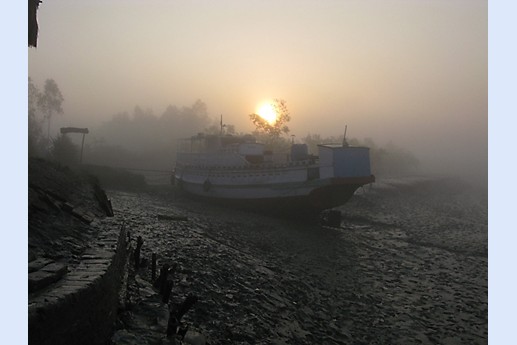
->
[84,100,215,171]
[28,77,418,176]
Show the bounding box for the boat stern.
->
[318,144,372,179]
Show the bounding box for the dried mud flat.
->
[110,177,487,345]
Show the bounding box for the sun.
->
[256,102,278,124]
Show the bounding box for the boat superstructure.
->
[174,134,375,212]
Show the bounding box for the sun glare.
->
[256,103,277,124]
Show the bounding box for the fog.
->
[28,0,487,187]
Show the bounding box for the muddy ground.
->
[109,177,487,345]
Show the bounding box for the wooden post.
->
[162,280,174,304]
[166,313,179,338]
[176,294,198,321]
[154,264,170,289]
[167,294,198,337]
[80,133,86,163]
[134,236,143,269]
[160,267,170,296]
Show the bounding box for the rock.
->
[157,214,188,221]
[183,331,207,345]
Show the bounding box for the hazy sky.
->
[28,0,487,180]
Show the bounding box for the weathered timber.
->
[162,280,174,304]
[134,236,144,269]
[154,264,170,289]
[93,183,114,217]
[60,127,89,134]
[167,294,198,337]
[176,294,198,321]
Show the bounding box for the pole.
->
[342,125,348,147]
[80,133,86,163]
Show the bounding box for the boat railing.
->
[177,151,247,167]
[179,158,319,172]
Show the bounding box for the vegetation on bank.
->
[80,164,147,191]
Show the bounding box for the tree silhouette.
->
[38,79,64,149]
[28,78,44,156]
[249,99,290,137]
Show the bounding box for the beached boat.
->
[173,134,375,213]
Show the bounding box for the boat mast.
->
[220,114,226,135]
[342,125,349,147]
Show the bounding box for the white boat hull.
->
[174,166,374,212]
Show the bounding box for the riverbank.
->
[28,158,128,345]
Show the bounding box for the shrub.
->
[50,134,79,165]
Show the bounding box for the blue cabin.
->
[318,144,371,178]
